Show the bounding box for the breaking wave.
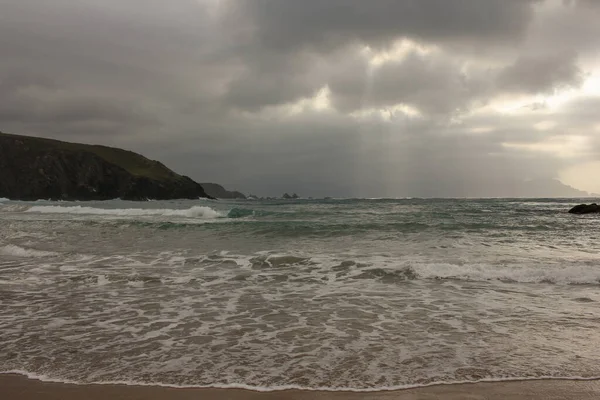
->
[403,262,600,285]
[0,244,59,258]
[156,252,600,286]
[23,205,223,219]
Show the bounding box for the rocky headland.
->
[200,183,246,199]
[0,131,212,201]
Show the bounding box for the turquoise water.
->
[1,197,600,389]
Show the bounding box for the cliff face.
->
[0,132,212,201]
[200,183,246,199]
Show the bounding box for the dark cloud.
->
[0,0,598,196]
[524,0,600,58]
[327,49,493,115]
[497,52,584,94]
[219,0,541,112]
[222,52,323,111]
[0,71,157,141]
[231,0,540,52]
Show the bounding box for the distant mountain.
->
[385,178,595,199]
[0,131,212,201]
[460,178,592,198]
[200,183,246,199]
[509,178,592,198]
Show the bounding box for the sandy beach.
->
[2,374,599,400]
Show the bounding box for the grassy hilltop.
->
[0,131,211,201]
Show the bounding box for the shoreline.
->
[2,374,600,400]
[4,370,600,392]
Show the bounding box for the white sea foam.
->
[0,204,31,212]
[3,250,600,389]
[300,254,600,285]
[408,262,600,285]
[0,244,58,258]
[0,197,9,202]
[96,275,110,286]
[2,370,600,392]
[3,198,600,389]
[24,205,223,219]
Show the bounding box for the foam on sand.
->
[2,370,600,394]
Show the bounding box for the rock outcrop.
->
[568,203,600,214]
[200,183,246,199]
[0,132,212,201]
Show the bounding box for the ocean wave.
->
[402,262,600,285]
[226,207,256,218]
[0,244,59,258]
[241,254,600,285]
[0,204,31,212]
[47,263,600,286]
[23,205,223,219]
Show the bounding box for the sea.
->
[1,197,599,391]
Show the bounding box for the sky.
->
[1,0,599,197]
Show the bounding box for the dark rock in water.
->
[568,203,600,214]
[200,183,246,199]
[0,131,213,201]
[282,192,299,199]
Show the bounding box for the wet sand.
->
[2,374,600,400]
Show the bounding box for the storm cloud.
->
[0,0,599,196]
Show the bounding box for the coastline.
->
[2,374,600,400]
